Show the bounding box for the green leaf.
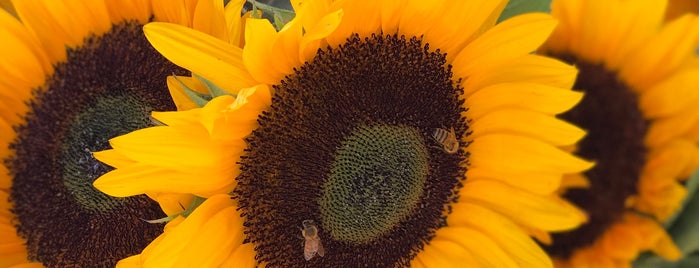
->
[497,0,552,22]
[676,254,699,268]
[172,75,211,108]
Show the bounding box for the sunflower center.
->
[235,34,468,267]
[62,94,153,212]
[7,20,188,267]
[544,55,647,258]
[321,124,429,243]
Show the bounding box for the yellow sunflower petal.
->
[205,85,271,142]
[641,140,698,188]
[467,167,562,195]
[224,0,246,47]
[115,254,141,268]
[92,149,136,169]
[560,173,590,189]
[6,262,42,268]
[0,191,11,219]
[469,108,585,146]
[192,0,228,42]
[165,75,209,111]
[144,22,256,92]
[198,94,239,134]
[401,0,507,58]
[600,219,644,260]
[107,125,232,170]
[416,239,479,267]
[544,0,583,54]
[602,0,666,70]
[173,206,244,267]
[141,195,235,267]
[299,9,343,62]
[452,13,558,79]
[645,106,699,148]
[13,0,110,62]
[469,134,593,174]
[0,15,49,115]
[448,203,552,267]
[434,227,520,267]
[576,0,626,63]
[152,0,194,27]
[460,179,586,231]
[146,192,193,216]
[105,0,151,24]
[326,0,380,46]
[630,214,681,260]
[0,7,50,76]
[220,242,256,267]
[635,182,687,220]
[93,162,235,198]
[639,68,699,118]
[464,83,583,120]
[620,14,699,89]
[410,256,428,268]
[243,18,285,85]
[462,54,578,93]
[151,109,202,128]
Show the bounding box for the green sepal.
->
[149,115,166,126]
[141,196,208,224]
[497,0,552,22]
[181,196,207,218]
[171,75,211,108]
[247,0,295,30]
[143,214,180,224]
[194,74,234,98]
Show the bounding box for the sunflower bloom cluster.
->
[97,0,592,266]
[0,0,698,267]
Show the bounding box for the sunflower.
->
[95,0,594,266]
[0,0,239,266]
[537,0,699,267]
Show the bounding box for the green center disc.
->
[320,124,430,243]
[61,94,152,212]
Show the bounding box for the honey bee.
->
[432,127,459,154]
[301,220,325,261]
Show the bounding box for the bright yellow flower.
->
[0,0,234,266]
[539,0,699,267]
[96,0,592,266]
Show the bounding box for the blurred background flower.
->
[536,0,699,267]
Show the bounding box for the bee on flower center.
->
[432,127,459,154]
[301,220,325,261]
